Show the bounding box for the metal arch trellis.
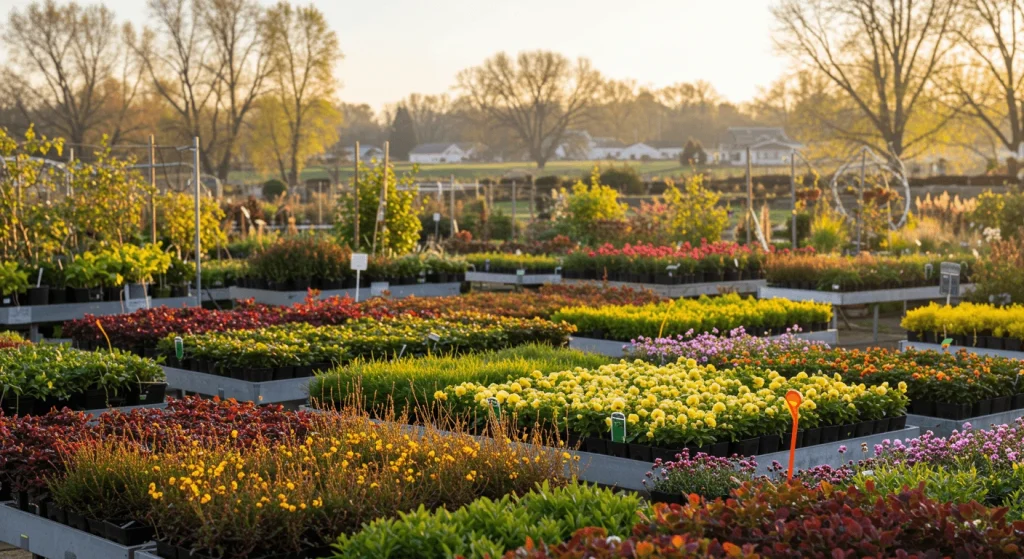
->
[828,146,912,231]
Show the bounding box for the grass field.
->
[228,160,765,184]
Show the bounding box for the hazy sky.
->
[0,0,788,111]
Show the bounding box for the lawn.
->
[229,160,762,184]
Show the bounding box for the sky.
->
[0,0,789,112]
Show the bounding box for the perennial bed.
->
[0,343,166,415]
[550,293,832,342]
[766,252,975,292]
[464,253,561,275]
[159,314,575,381]
[560,242,766,285]
[628,329,1024,422]
[439,359,909,462]
[0,397,575,559]
[903,302,1024,351]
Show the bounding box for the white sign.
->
[370,282,390,297]
[433,213,441,222]
[125,298,149,313]
[7,307,31,324]
[350,253,368,272]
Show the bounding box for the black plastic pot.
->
[1,396,35,416]
[606,441,628,458]
[651,447,680,463]
[873,417,891,434]
[156,540,178,559]
[86,517,106,536]
[80,388,110,410]
[105,520,155,546]
[758,434,781,455]
[923,331,936,344]
[66,510,89,532]
[724,268,740,282]
[14,490,31,512]
[802,428,821,447]
[820,425,841,444]
[782,430,803,450]
[138,382,167,404]
[1013,394,1024,410]
[1004,338,1022,352]
[45,502,66,525]
[249,368,274,383]
[293,365,315,378]
[26,286,49,306]
[854,420,874,438]
[584,437,607,455]
[49,287,67,305]
[972,399,992,417]
[273,366,295,381]
[709,441,730,457]
[628,443,653,462]
[906,330,919,342]
[991,396,1011,414]
[839,423,857,440]
[910,400,936,416]
[890,415,907,430]
[729,437,759,457]
[934,402,972,420]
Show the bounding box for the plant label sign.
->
[350,253,368,272]
[939,262,961,297]
[370,282,389,297]
[6,306,31,324]
[486,397,500,419]
[174,337,184,360]
[125,298,149,313]
[610,412,626,443]
[433,213,441,222]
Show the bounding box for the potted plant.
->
[0,262,29,307]
[65,253,106,303]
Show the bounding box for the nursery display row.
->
[66,285,664,352]
[903,302,1024,350]
[464,252,561,274]
[626,328,1024,421]
[438,359,908,460]
[0,341,166,416]
[560,242,767,285]
[550,293,832,341]
[0,398,575,559]
[161,314,575,380]
[766,252,975,292]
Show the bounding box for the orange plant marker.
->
[95,319,113,352]
[784,389,802,481]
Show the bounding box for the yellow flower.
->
[433,390,448,401]
[230,430,238,439]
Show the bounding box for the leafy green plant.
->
[330,482,643,559]
[336,161,421,254]
[554,168,628,245]
[0,261,29,296]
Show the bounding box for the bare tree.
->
[3,0,140,147]
[457,50,603,169]
[597,79,639,143]
[772,0,960,158]
[950,0,1024,174]
[261,1,342,186]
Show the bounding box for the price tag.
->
[832,284,840,291]
[350,253,368,272]
[370,282,390,297]
[487,397,500,419]
[516,269,526,276]
[174,337,184,360]
[7,307,31,324]
[427,332,441,342]
[432,213,441,222]
[610,412,626,443]
[733,258,739,268]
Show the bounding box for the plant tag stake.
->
[174,337,184,360]
[486,396,500,419]
[610,412,626,443]
[941,338,953,349]
[733,258,739,269]
[35,268,43,288]
[784,390,802,481]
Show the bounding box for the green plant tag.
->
[611,412,626,443]
[941,338,953,348]
[174,337,183,360]
[486,397,500,419]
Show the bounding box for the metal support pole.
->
[872,304,879,343]
[511,180,518,241]
[790,150,797,248]
[745,147,753,245]
[529,174,536,223]
[192,137,201,308]
[149,135,157,242]
[371,142,389,256]
[856,149,865,253]
[67,147,75,197]
[449,173,456,237]
[353,142,360,249]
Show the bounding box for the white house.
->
[649,141,684,160]
[617,142,662,160]
[719,127,802,166]
[409,142,486,164]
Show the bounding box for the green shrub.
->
[330,482,643,559]
[262,179,287,200]
[852,462,989,507]
[555,168,627,245]
[594,165,644,195]
[309,344,610,414]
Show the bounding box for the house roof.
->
[592,137,625,148]
[410,143,459,155]
[648,141,683,150]
[722,127,800,149]
[750,139,801,151]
